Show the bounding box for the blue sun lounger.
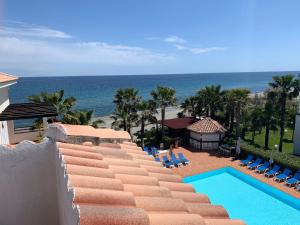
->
[178,153,190,165]
[285,172,300,187]
[170,153,183,167]
[247,158,263,170]
[255,161,270,173]
[240,155,254,166]
[151,147,158,156]
[154,157,161,163]
[264,164,280,177]
[274,168,292,182]
[162,156,174,168]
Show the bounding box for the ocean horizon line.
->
[15,70,299,78]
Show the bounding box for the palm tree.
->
[136,100,157,147]
[269,75,300,152]
[28,89,76,120]
[263,91,279,149]
[62,110,104,127]
[197,85,224,119]
[111,88,140,135]
[181,96,197,117]
[249,107,264,143]
[151,86,176,138]
[223,88,250,138]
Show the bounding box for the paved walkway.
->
[161,147,300,199]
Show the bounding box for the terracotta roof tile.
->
[69,174,123,190]
[186,203,229,218]
[188,117,226,133]
[170,191,211,203]
[124,185,172,198]
[62,124,131,140]
[0,72,18,84]
[115,174,159,186]
[66,164,114,178]
[148,213,206,225]
[57,141,245,225]
[74,187,136,206]
[63,155,108,168]
[79,205,150,225]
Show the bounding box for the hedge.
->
[241,142,300,171]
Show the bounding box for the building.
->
[161,117,199,145]
[0,73,19,144]
[293,98,300,156]
[0,123,244,225]
[0,72,58,145]
[188,117,226,151]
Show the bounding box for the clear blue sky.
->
[0,0,299,76]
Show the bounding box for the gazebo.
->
[187,117,226,151]
[160,117,199,145]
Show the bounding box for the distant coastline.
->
[10,71,299,128]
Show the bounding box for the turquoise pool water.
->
[183,167,300,225]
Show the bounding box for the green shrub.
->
[162,136,173,149]
[241,142,300,171]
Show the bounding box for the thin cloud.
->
[189,47,226,54]
[164,35,187,44]
[0,36,175,75]
[174,44,225,54]
[0,22,72,39]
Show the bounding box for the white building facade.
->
[0,74,18,145]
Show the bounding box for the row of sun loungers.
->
[240,154,300,190]
[143,146,190,168]
[160,153,190,168]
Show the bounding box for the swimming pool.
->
[183,167,300,225]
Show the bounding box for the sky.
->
[0,0,299,76]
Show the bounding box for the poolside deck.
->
[166,147,300,199]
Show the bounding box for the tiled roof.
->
[0,72,18,84]
[61,124,131,140]
[57,141,245,225]
[188,117,226,134]
[160,117,199,129]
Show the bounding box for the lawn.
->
[244,127,294,154]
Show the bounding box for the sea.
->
[10,71,299,118]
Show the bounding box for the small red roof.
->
[161,117,199,130]
[188,117,226,134]
[0,72,18,84]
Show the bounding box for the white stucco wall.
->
[0,139,59,225]
[0,138,80,225]
[55,144,80,225]
[7,120,44,144]
[0,87,10,145]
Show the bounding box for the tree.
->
[62,110,104,127]
[269,75,300,152]
[151,86,176,138]
[181,96,197,117]
[28,89,76,120]
[263,91,279,149]
[223,88,250,137]
[196,85,224,119]
[249,107,264,143]
[111,88,140,135]
[135,100,157,147]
